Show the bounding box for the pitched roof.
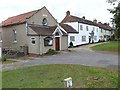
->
[0,7,48,27]
[98,23,113,30]
[29,24,68,36]
[59,23,78,33]
[61,15,98,26]
[61,12,112,31]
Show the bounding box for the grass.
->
[91,41,120,52]
[2,64,119,88]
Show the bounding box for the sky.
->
[0,0,116,25]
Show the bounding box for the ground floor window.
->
[31,37,36,45]
[82,36,86,42]
[70,36,75,41]
[44,37,53,46]
[94,36,97,41]
[0,32,2,42]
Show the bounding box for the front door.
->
[55,37,60,51]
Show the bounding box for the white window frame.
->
[70,36,75,41]
[80,25,83,30]
[82,36,86,42]
[31,37,36,45]
[13,30,17,43]
[86,26,89,31]
[0,32,2,42]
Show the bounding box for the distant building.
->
[61,11,113,47]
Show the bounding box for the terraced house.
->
[61,11,113,47]
[0,7,77,56]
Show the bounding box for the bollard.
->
[64,77,72,88]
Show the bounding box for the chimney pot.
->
[66,11,70,16]
[82,16,85,19]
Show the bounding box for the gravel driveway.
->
[1,43,119,71]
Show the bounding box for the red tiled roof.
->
[0,10,38,27]
[59,23,78,33]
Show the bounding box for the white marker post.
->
[64,77,72,88]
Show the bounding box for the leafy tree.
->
[107,0,120,38]
[111,3,120,38]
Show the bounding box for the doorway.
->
[55,37,60,51]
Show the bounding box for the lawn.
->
[2,64,118,88]
[91,41,120,52]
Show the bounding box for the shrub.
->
[45,49,56,55]
[0,57,7,62]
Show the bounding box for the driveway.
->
[1,43,119,71]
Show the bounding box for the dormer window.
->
[42,18,48,26]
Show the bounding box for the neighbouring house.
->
[61,11,113,47]
[0,7,76,55]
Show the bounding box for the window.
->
[86,26,89,31]
[93,27,95,31]
[42,18,48,26]
[44,37,53,46]
[96,28,98,32]
[55,32,60,36]
[94,36,97,41]
[80,25,83,30]
[31,37,36,45]
[70,36,75,41]
[82,36,86,42]
[101,29,103,33]
[13,30,17,42]
[0,32,2,42]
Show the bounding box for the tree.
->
[107,0,120,38]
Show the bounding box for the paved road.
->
[1,43,119,71]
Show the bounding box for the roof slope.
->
[29,24,68,36]
[59,23,78,33]
[61,12,112,31]
[0,7,50,27]
[61,15,98,26]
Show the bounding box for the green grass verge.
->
[2,64,118,88]
[91,41,120,52]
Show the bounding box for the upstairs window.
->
[44,37,53,46]
[13,30,17,42]
[80,25,83,30]
[86,26,89,31]
[42,18,48,26]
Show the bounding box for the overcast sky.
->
[0,0,115,24]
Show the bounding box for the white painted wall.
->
[66,22,100,46]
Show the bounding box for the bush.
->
[0,57,7,62]
[45,49,56,55]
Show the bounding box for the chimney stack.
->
[93,19,97,23]
[82,16,85,19]
[66,11,70,16]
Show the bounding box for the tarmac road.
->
[1,43,119,71]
